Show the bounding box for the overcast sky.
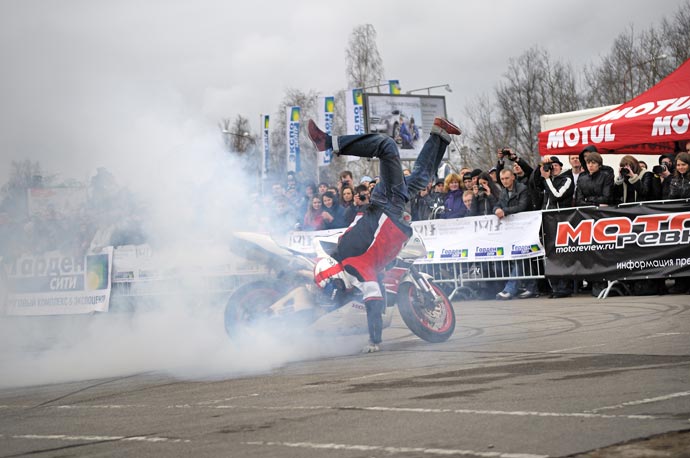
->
[0,0,685,187]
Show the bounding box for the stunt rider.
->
[308,117,461,353]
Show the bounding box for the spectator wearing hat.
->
[575,152,614,207]
[488,167,498,183]
[534,156,574,210]
[470,168,483,185]
[359,175,373,187]
[462,171,474,191]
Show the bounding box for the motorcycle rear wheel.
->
[397,281,456,343]
[223,280,285,337]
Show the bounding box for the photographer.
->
[496,147,534,188]
[655,154,675,199]
[410,181,435,221]
[613,155,661,204]
[535,156,574,210]
[470,172,501,216]
[353,184,370,211]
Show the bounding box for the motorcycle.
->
[223,231,456,343]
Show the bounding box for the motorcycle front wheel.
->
[223,280,285,337]
[397,281,456,343]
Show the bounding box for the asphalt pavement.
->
[1,292,689,457]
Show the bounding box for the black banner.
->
[542,201,690,281]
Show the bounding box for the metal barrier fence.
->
[415,256,546,300]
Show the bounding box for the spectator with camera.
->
[574,152,614,207]
[494,168,537,300]
[655,154,676,199]
[470,172,501,216]
[496,148,534,188]
[410,181,435,221]
[353,184,370,211]
[613,155,661,204]
[535,156,574,210]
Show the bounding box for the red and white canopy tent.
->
[538,58,690,157]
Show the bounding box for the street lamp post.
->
[222,130,252,153]
[359,82,391,93]
[406,84,452,95]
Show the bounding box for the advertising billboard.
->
[364,94,447,160]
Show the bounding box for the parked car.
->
[369,109,407,139]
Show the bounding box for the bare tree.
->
[496,47,579,163]
[662,0,690,66]
[219,114,254,154]
[345,24,385,89]
[0,160,43,217]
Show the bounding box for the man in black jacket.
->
[494,169,538,300]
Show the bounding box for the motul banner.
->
[538,58,690,156]
[542,201,690,280]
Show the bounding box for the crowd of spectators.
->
[273,140,690,298]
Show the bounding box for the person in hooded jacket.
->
[613,155,661,204]
[575,152,614,207]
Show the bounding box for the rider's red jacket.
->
[334,205,412,300]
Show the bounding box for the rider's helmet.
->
[314,256,353,298]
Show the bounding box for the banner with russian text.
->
[3,247,113,316]
[345,88,365,135]
[411,211,544,264]
[286,106,300,172]
[287,213,542,262]
[541,202,690,280]
[318,96,334,167]
[260,114,270,179]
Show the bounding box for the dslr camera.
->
[619,167,630,178]
[542,162,553,172]
[477,184,487,196]
[357,192,368,201]
[652,164,667,175]
[500,148,511,158]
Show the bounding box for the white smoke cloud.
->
[0,103,362,390]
